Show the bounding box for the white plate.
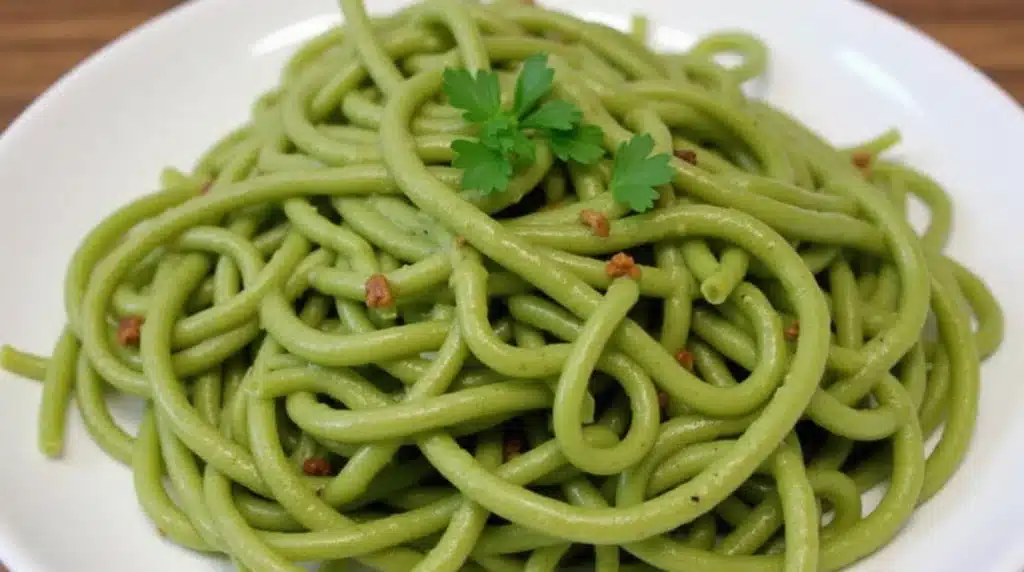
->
[1,0,1023,570]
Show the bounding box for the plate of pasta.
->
[0,0,1022,571]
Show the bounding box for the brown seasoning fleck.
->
[302,457,333,477]
[117,315,144,346]
[365,274,394,308]
[675,149,698,165]
[674,349,695,371]
[504,436,523,462]
[851,152,873,179]
[579,209,610,238]
[851,152,872,169]
[785,320,800,341]
[605,252,640,279]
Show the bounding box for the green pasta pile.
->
[0,0,1005,570]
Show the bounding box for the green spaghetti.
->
[0,0,1005,570]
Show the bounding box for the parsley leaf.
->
[452,139,512,195]
[506,130,536,168]
[444,68,501,123]
[479,116,518,150]
[514,53,554,118]
[480,116,536,168]
[609,134,674,212]
[521,100,582,131]
[443,54,615,195]
[546,123,606,165]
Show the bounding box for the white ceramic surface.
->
[1,0,1023,570]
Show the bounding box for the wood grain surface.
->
[0,0,1021,570]
[1,0,1022,131]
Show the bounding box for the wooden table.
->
[1,0,1022,130]
[0,0,1021,571]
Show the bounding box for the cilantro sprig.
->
[443,53,674,213]
[444,53,604,195]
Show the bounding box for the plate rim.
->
[1,0,1023,571]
